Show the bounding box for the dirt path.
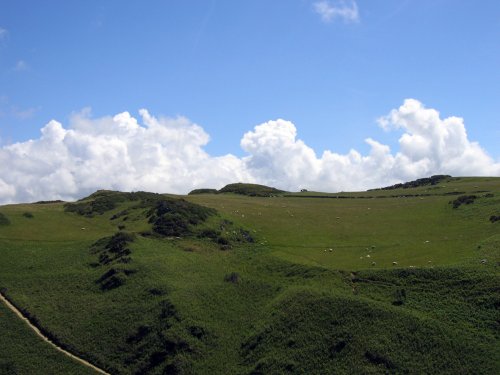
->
[0,291,110,375]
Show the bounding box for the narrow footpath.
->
[0,291,110,375]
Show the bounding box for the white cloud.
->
[0,27,7,40]
[0,99,498,204]
[0,109,250,204]
[313,0,359,23]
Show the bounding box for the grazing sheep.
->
[480,259,487,264]
[371,261,376,266]
[392,261,398,265]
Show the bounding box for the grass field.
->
[187,177,500,269]
[0,177,498,374]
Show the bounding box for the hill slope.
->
[0,177,498,374]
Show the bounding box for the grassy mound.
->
[64,190,165,217]
[376,175,451,190]
[218,183,286,197]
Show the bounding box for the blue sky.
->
[0,1,499,202]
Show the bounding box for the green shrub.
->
[0,212,10,226]
[218,183,285,197]
[450,195,477,209]
[64,190,165,216]
[188,188,218,195]
[217,236,230,245]
[22,212,34,218]
[91,232,135,266]
[198,228,220,239]
[153,213,189,237]
[376,175,451,190]
[392,288,407,306]
[149,199,216,237]
[224,272,240,283]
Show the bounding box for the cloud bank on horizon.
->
[0,99,499,204]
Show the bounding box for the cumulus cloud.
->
[0,99,498,204]
[313,0,359,23]
[0,109,250,204]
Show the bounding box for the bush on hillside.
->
[64,190,165,217]
[490,215,500,223]
[152,213,190,237]
[148,198,216,237]
[375,175,451,190]
[198,228,220,239]
[22,212,34,218]
[218,183,286,197]
[65,193,125,216]
[188,188,218,195]
[0,212,10,225]
[91,232,135,266]
[450,195,477,209]
[224,272,240,283]
[96,268,126,291]
[392,288,407,306]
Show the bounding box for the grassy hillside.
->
[0,302,95,375]
[0,177,499,374]
[188,177,500,269]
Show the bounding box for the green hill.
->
[188,183,286,197]
[0,177,499,374]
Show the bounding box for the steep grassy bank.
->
[0,296,95,374]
